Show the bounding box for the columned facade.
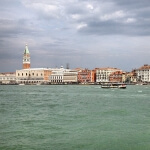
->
[16,68,52,84]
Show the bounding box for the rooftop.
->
[137,64,150,70]
[24,44,30,54]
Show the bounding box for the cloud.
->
[24,2,61,19]
[0,0,150,72]
[125,18,136,23]
[77,23,87,30]
[19,0,150,36]
[86,4,94,10]
[100,10,126,21]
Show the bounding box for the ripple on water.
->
[0,85,150,150]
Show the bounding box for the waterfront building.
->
[77,69,92,83]
[136,64,150,83]
[16,68,52,84]
[91,69,96,83]
[16,45,52,84]
[63,70,78,83]
[49,67,64,83]
[49,66,78,84]
[109,71,125,83]
[0,72,16,84]
[23,44,30,69]
[124,70,137,83]
[96,67,122,83]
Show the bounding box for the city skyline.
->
[0,0,150,72]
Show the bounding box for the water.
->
[0,85,150,150]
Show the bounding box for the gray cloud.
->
[0,0,150,72]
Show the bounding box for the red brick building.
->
[91,69,96,83]
[77,69,92,83]
[109,71,124,82]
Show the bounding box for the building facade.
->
[124,70,137,83]
[109,71,125,83]
[0,72,16,84]
[16,68,52,84]
[63,70,78,83]
[77,69,92,83]
[49,67,78,84]
[96,67,122,83]
[16,45,52,84]
[91,69,96,83]
[136,64,150,83]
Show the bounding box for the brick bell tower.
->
[23,44,30,69]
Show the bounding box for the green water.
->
[0,85,150,150]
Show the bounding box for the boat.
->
[18,83,25,85]
[101,83,126,89]
[118,84,126,89]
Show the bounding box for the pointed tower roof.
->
[24,44,30,54]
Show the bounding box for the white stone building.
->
[136,64,150,82]
[49,67,78,84]
[0,73,16,84]
[16,68,52,84]
[96,67,122,83]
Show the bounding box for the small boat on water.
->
[101,83,126,89]
[18,83,25,85]
[118,84,126,89]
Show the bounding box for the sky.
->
[0,0,150,72]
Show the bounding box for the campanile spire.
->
[23,44,30,69]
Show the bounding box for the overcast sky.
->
[0,0,150,72]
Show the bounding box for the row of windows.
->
[78,77,91,79]
[96,77,107,79]
[97,75,109,76]
[141,70,150,72]
[18,73,43,76]
[97,71,114,73]
[50,76,63,80]
[96,75,109,78]
[20,81,41,83]
[50,80,63,83]
[0,77,16,80]
[110,75,122,77]
[18,78,43,80]
[23,59,30,61]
